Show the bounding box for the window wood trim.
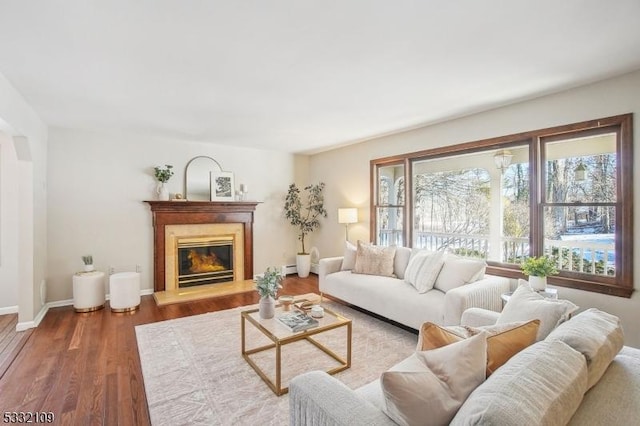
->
[371,113,633,298]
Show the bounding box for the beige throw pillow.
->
[434,254,486,293]
[403,250,445,293]
[498,280,578,341]
[451,340,588,426]
[340,241,357,271]
[353,241,397,277]
[546,308,624,390]
[381,332,487,426]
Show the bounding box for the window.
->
[371,114,633,297]
[374,162,405,246]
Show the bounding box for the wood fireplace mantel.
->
[145,201,259,292]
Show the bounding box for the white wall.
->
[0,132,19,312]
[308,69,640,348]
[46,128,301,302]
[0,72,48,327]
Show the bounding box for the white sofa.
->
[290,306,640,425]
[319,246,511,328]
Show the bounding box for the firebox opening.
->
[177,239,234,287]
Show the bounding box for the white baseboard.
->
[0,305,19,315]
[16,303,49,332]
[14,288,155,331]
[47,298,73,308]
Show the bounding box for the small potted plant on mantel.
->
[255,267,283,319]
[153,164,174,201]
[284,182,327,278]
[521,255,559,291]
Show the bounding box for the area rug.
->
[135,296,417,425]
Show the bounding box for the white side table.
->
[73,271,106,312]
[109,271,141,313]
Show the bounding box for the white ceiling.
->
[1,1,639,155]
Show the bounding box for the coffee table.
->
[241,296,352,396]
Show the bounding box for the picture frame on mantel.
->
[210,171,235,201]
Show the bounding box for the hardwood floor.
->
[0,315,32,380]
[0,275,319,425]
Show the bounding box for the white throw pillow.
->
[403,250,445,293]
[340,241,357,271]
[434,254,486,293]
[381,332,487,426]
[497,280,578,341]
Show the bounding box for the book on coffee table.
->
[277,311,319,332]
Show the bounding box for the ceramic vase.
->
[259,295,275,319]
[296,254,311,278]
[529,275,547,291]
[157,182,170,201]
[84,264,95,272]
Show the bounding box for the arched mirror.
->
[184,156,222,201]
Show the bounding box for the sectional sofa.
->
[290,284,640,425]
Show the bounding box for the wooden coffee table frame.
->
[241,300,352,396]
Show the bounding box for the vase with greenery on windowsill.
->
[284,182,327,278]
[521,255,559,291]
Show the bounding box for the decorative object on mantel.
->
[521,255,559,291]
[171,193,186,201]
[184,155,223,201]
[255,267,283,319]
[153,164,174,201]
[237,183,249,201]
[210,170,235,201]
[82,254,95,272]
[284,183,327,278]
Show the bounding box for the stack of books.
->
[277,310,319,332]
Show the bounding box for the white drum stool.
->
[72,271,106,312]
[109,271,141,313]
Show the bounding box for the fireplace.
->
[145,201,258,293]
[177,237,235,287]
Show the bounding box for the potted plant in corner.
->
[284,182,327,278]
[153,164,174,201]
[255,267,283,319]
[521,255,559,291]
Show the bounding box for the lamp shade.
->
[338,208,358,224]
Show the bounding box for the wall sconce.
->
[338,208,358,241]
[574,161,587,182]
[493,150,513,174]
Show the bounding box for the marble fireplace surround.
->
[145,201,259,293]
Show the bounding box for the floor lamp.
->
[338,208,358,241]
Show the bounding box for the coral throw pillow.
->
[417,320,540,376]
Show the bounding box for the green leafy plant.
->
[284,183,327,254]
[255,267,283,298]
[521,255,559,277]
[153,164,174,183]
[81,255,93,265]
